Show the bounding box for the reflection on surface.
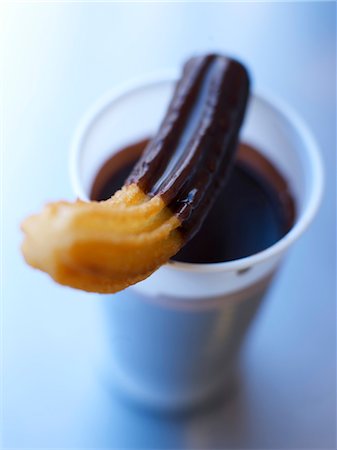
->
[78,362,251,449]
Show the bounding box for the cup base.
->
[100,358,239,414]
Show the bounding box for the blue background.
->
[2,2,336,449]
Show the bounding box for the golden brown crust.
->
[21,184,183,293]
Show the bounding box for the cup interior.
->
[72,80,175,201]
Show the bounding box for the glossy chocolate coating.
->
[127,54,250,238]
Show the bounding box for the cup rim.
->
[70,73,324,274]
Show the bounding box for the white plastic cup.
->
[70,76,323,411]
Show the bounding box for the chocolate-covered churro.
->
[21,54,250,293]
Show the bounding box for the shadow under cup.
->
[70,78,323,411]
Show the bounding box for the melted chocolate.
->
[91,140,296,263]
[90,139,148,202]
[126,54,250,239]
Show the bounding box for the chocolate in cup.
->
[70,76,323,411]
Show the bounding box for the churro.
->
[21,54,250,293]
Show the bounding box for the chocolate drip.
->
[127,54,250,238]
